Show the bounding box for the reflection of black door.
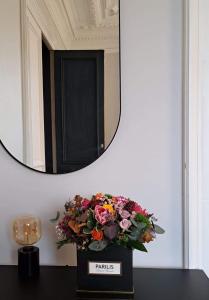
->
[54,50,104,173]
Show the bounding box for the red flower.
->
[91,229,104,241]
[134,203,148,216]
[81,198,90,209]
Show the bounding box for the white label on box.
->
[88,261,121,275]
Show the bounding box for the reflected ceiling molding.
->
[89,0,103,27]
[26,0,119,50]
[89,0,119,28]
[105,0,119,17]
[42,0,74,49]
[55,0,119,48]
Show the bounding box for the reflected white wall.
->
[0,0,23,162]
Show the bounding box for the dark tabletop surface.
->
[0,266,208,300]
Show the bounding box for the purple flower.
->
[119,219,131,230]
[104,223,119,240]
[119,209,130,219]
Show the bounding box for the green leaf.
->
[128,228,140,241]
[50,211,60,223]
[123,234,129,243]
[130,218,138,227]
[135,214,150,225]
[116,235,129,248]
[128,223,146,241]
[105,194,113,199]
[154,224,165,234]
[88,210,94,221]
[86,220,94,230]
[129,240,147,252]
[88,240,108,251]
[137,222,147,231]
[87,210,96,229]
[83,227,92,234]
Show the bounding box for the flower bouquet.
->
[54,193,164,252]
[52,193,164,295]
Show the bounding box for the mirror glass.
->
[0,0,120,174]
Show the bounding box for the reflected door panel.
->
[52,51,104,173]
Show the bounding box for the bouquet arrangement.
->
[53,193,164,252]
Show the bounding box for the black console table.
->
[0,266,208,299]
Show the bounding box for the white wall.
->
[199,0,209,278]
[0,0,23,162]
[0,0,183,268]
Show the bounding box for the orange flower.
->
[111,197,117,203]
[95,193,104,200]
[142,231,154,243]
[68,220,80,234]
[68,220,86,234]
[68,207,75,213]
[91,229,104,241]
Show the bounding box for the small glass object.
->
[13,215,41,246]
[12,215,42,278]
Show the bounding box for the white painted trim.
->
[183,0,202,269]
[182,0,189,269]
[20,2,46,172]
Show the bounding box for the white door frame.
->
[183,0,202,269]
[20,0,46,171]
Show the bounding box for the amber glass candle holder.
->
[13,215,41,278]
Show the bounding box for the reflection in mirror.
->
[0,0,120,174]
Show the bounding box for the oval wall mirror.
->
[0,0,120,174]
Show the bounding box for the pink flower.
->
[134,203,148,216]
[119,219,131,230]
[81,199,90,209]
[115,196,129,209]
[95,205,110,225]
[130,211,137,219]
[119,209,130,219]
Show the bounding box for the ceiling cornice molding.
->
[26,0,119,50]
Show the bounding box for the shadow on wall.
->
[40,214,77,266]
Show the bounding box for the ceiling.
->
[42,0,119,50]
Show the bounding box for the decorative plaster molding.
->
[57,0,119,49]
[89,0,100,26]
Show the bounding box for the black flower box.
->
[76,245,134,297]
